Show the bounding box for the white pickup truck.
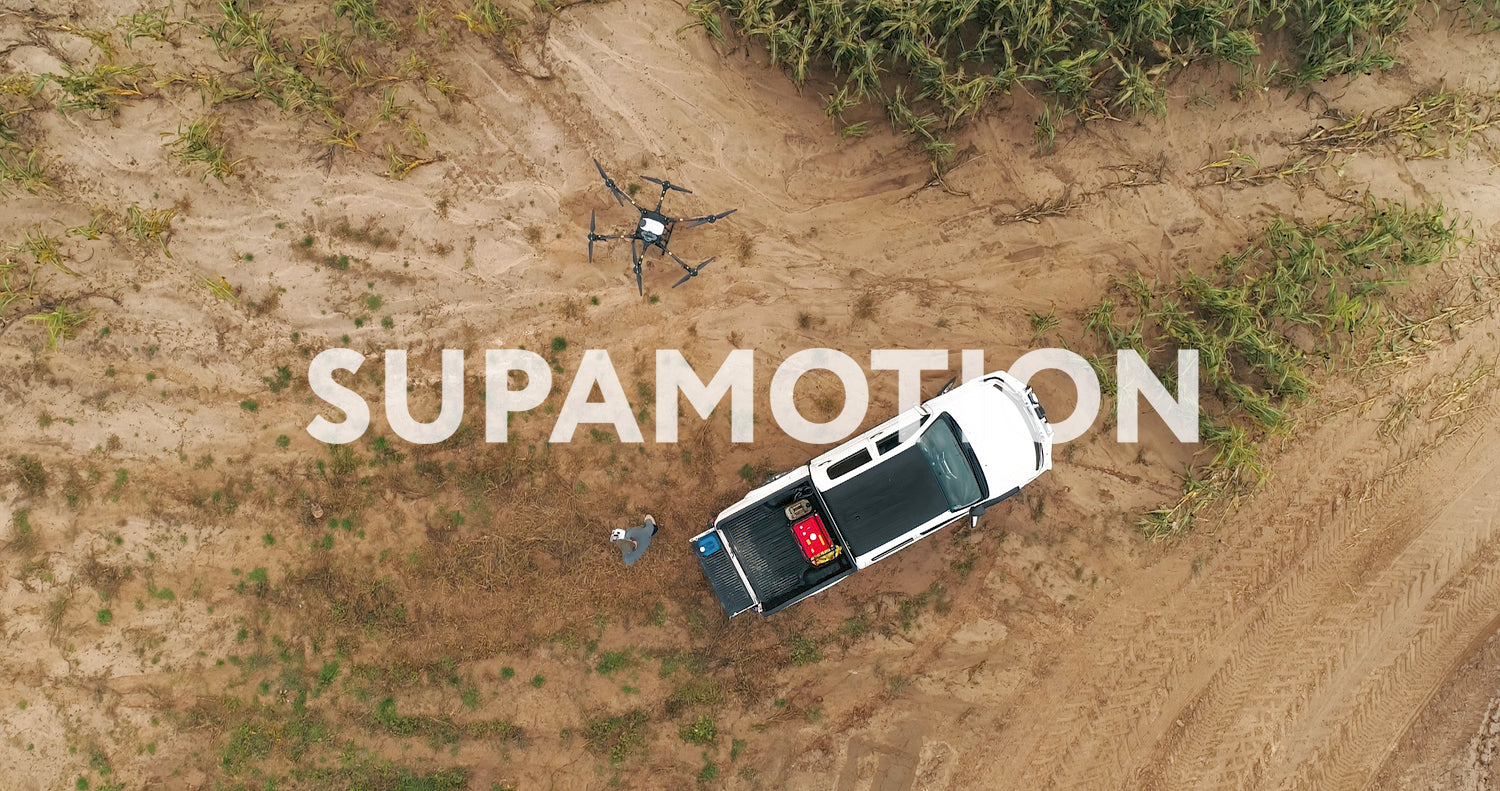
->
[691,370,1054,617]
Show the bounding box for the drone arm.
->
[596,159,654,210]
[668,251,694,274]
[681,209,738,227]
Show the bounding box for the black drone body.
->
[586,159,737,295]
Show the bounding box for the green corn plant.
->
[121,6,176,47]
[302,31,351,75]
[167,116,242,181]
[1027,307,1060,340]
[1199,419,1266,487]
[0,257,37,315]
[397,52,432,80]
[680,0,725,40]
[403,118,428,148]
[374,85,405,121]
[333,0,397,41]
[839,121,868,138]
[203,275,239,302]
[26,303,93,347]
[456,0,522,40]
[125,204,177,256]
[47,63,145,113]
[706,0,1450,156]
[153,71,236,106]
[0,150,47,194]
[16,231,75,276]
[1113,198,1471,539]
[66,213,109,241]
[1082,298,1116,338]
[424,72,461,100]
[1138,466,1217,540]
[1033,106,1057,154]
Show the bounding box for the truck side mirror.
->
[968,505,986,527]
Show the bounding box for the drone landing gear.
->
[630,239,644,296]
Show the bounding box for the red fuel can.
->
[792,514,841,566]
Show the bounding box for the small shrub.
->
[789,634,822,665]
[595,650,633,676]
[315,660,340,694]
[12,456,47,497]
[583,709,649,764]
[697,755,719,783]
[678,714,717,746]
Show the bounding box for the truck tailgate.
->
[692,531,755,617]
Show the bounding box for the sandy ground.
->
[3,0,1500,788]
[1372,627,1500,790]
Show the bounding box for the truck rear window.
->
[875,419,921,454]
[917,417,982,510]
[826,448,872,479]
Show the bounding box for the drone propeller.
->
[631,239,643,296]
[641,174,692,194]
[588,210,596,262]
[685,209,737,228]
[594,158,628,207]
[670,255,715,288]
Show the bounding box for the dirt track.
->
[988,380,1500,790]
[1374,624,1500,790]
[794,336,1500,790]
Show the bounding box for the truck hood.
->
[930,373,1050,497]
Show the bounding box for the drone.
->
[586,159,737,295]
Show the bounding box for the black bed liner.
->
[710,479,854,615]
[696,539,754,617]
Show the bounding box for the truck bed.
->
[696,477,855,616]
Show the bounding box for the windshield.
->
[916,416,983,510]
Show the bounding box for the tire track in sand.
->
[966,395,1500,791]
